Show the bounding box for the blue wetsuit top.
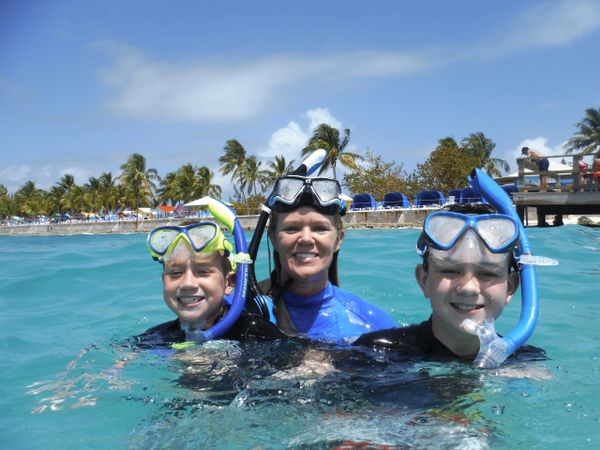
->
[281,281,397,343]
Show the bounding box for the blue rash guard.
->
[280,281,397,343]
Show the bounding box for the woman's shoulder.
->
[330,284,397,327]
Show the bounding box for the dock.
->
[506,153,600,226]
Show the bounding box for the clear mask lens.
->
[426,215,467,247]
[476,217,517,249]
[187,224,218,249]
[149,228,180,254]
[312,179,342,204]
[273,178,305,203]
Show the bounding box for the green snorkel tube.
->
[467,168,539,368]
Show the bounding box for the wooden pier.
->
[504,153,600,226]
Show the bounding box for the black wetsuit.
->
[354,317,546,362]
[134,309,287,349]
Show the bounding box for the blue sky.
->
[1,0,600,197]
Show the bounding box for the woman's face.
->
[271,206,343,296]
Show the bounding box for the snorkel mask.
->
[267,175,347,216]
[147,197,251,342]
[148,222,235,267]
[417,211,519,258]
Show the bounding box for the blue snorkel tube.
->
[467,168,539,368]
[184,197,250,342]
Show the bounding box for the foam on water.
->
[1,225,599,449]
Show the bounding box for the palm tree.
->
[265,154,295,185]
[244,156,269,196]
[157,171,179,205]
[461,132,509,177]
[173,163,198,202]
[565,107,600,155]
[57,174,77,214]
[118,153,159,210]
[14,181,45,218]
[84,176,102,213]
[47,185,66,217]
[195,166,222,199]
[301,124,361,179]
[0,184,15,219]
[219,139,248,201]
[98,172,119,214]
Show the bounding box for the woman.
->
[258,174,397,342]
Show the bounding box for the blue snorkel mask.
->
[417,211,520,257]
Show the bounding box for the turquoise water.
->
[1,226,599,449]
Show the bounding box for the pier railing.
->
[516,153,599,192]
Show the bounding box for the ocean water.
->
[1,226,599,449]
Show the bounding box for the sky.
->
[1,0,600,198]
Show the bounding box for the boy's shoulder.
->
[134,319,185,349]
[353,317,450,358]
[224,309,288,341]
[354,318,547,363]
[510,343,547,362]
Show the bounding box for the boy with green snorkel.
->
[136,217,285,349]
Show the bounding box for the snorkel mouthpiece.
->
[463,318,510,369]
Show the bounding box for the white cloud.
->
[258,108,345,162]
[305,108,343,131]
[92,2,600,125]
[0,165,34,192]
[94,40,435,124]
[507,0,600,49]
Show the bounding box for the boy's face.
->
[162,246,234,330]
[416,230,518,352]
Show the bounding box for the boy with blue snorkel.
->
[136,219,285,349]
[356,204,546,365]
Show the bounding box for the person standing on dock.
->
[521,147,550,191]
[593,150,600,185]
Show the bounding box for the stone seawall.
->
[0,208,436,236]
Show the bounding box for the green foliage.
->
[0,184,15,219]
[408,137,480,194]
[118,153,160,209]
[158,164,221,205]
[265,155,295,186]
[302,124,361,179]
[231,194,266,216]
[343,151,408,200]
[565,106,600,155]
[219,139,248,200]
[461,132,509,177]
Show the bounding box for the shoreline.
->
[1,209,597,237]
[0,208,434,236]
